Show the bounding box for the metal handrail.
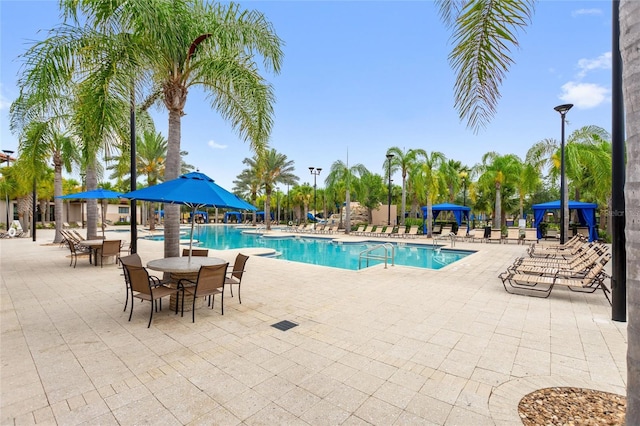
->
[358,243,395,269]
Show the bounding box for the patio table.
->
[147,256,226,311]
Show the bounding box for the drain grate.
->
[271,320,298,331]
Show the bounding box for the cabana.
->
[189,210,208,223]
[223,211,242,223]
[421,203,471,235]
[532,200,598,242]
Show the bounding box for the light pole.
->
[459,170,468,207]
[309,167,321,229]
[386,154,394,225]
[2,150,14,231]
[554,103,573,244]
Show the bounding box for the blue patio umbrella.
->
[120,172,256,260]
[57,189,124,237]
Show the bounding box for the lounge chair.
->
[404,225,419,239]
[353,225,366,235]
[545,229,559,240]
[359,225,375,236]
[471,228,486,243]
[513,243,606,269]
[441,225,453,236]
[452,227,467,243]
[499,253,611,303]
[391,226,406,238]
[432,224,442,235]
[503,227,521,244]
[532,234,584,252]
[527,240,593,260]
[503,248,606,279]
[522,228,539,244]
[487,229,503,243]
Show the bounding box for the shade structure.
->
[120,172,256,260]
[532,200,598,241]
[421,203,471,235]
[57,189,123,238]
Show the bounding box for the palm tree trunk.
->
[621,0,640,421]
[345,190,351,234]
[53,158,63,243]
[85,162,98,240]
[401,175,407,225]
[164,107,183,258]
[494,183,502,229]
[265,191,272,230]
[426,197,433,238]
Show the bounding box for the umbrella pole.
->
[188,207,196,264]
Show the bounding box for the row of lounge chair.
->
[498,235,611,303]
[353,225,420,238]
[287,223,340,234]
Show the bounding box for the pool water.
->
[190,226,472,271]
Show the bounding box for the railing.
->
[358,243,395,269]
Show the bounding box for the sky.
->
[0,0,613,193]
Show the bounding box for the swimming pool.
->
[189,226,472,271]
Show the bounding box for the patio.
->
[0,228,626,425]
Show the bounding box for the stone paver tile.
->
[300,399,351,426]
[394,410,440,425]
[387,367,428,392]
[275,386,322,417]
[419,372,466,405]
[153,380,218,424]
[324,383,369,413]
[344,371,385,395]
[373,381,416,410]
[354,396,402,426]
[76,412,120,425]
[252,374,297,400]
[245,402,307,425]
[405,393,453,424]
[52,400,111,425]
[445,406,494,425]
[188,405,240,425]
[342,414,373,425]
[13,412,35,426]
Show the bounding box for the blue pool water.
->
[184,226,472,271]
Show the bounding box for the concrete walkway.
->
[0,228,626,425]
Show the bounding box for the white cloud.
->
[571,8,602,17]
[576,52,611,78]
[208,139,227,149]
[559,82,609,109]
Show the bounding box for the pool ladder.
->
[358,243,395,269]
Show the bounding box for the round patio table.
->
[147,256,226,311]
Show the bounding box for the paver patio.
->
[1,228,626,425]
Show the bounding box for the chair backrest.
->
[456,228,467,237]
[102,240,121,256]
[355,225,365,233]
[364,225,374,233]
[194,263,228,293]
[524,228,538,240]
[407,226,418,235]
[182,248,209,257]
[72,230,86,240]
[231,254,249,280]
[441,225,452,235]
[490,229,502,239]
[120,253,142,268]
[123,264,152,295]
[507,228,519,238]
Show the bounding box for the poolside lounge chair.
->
[441,225,453,236]
[359,225,375,236]
[499,253,611,303]
[432,224,442,235]
[391,226,406,238]
[452,227,468,243]
[532,234,585,252]
[522,228,539,244]
[504,227,521,244]
[404,225,419,239]
[353,225,366,235]
[545,229,559,240]
[378,226,394,237]
[527,240,593,260]
[471,228,486,243]
[504,247,606,278]
[487,229,503,243]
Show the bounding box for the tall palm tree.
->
[384,147,426,225]
[475,152,521,229]
[76,0,283,257]
[413,151,446,237]
[324,160,368,233]
[13,121,77,243]
[233,157,263,225]
[440,159,464,203]
[136,131,167,230]
[256,148,298,230]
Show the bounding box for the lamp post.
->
[309,167,321,229]
[554,103,573,245]
[459,170,468,207]
[2,150,14,231]
[386,154,394,225]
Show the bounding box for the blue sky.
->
[1,1,612,192]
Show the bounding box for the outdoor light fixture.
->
[554,103,573,245]
[386,154,394,225]
[2,150,14,231]
[309,167,322,229]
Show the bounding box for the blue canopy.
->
[532,200,598,241]
[224,211,242,223]
[189,210,208,222]
[57,189,123,199]
[421,203,471,234]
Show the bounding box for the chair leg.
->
[237,284,241,304]
[124,285,129,312]
[147,299,153,328]
[128,296,135,321]
[192,293,196,323]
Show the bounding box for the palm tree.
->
[136,131,167,230]
[256,148,298,231]
[475,152,521,229]
[12,121,77,243]
[73,0,283,257]
[384,147,426,225]
[233,157,263,225]
[324,160,368,233]
[357,172,386,224]
[411,151,445,237]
